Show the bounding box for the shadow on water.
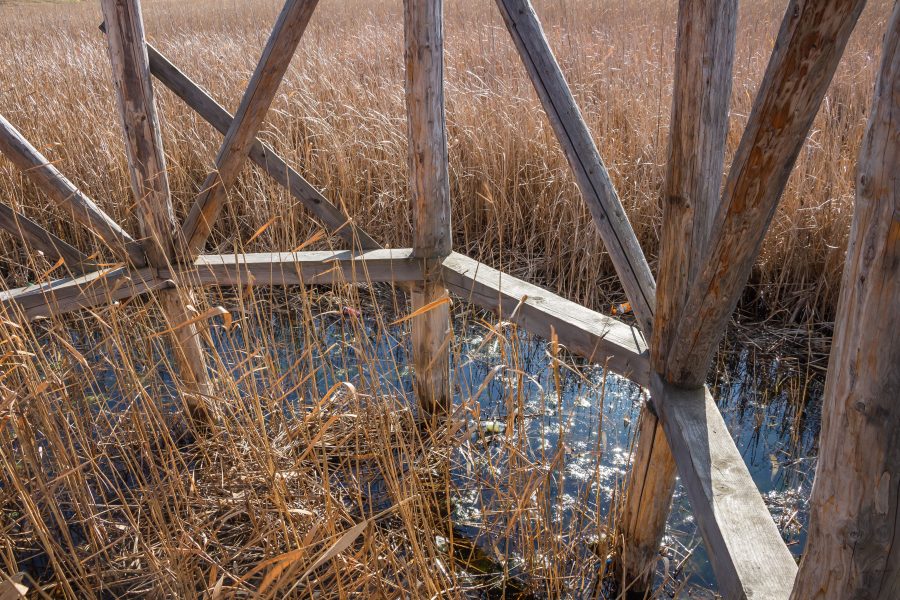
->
[59,300,821,598]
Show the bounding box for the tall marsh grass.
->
[0,0,892,597]
[0,0,893,323]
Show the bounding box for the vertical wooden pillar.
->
[619,0,737,593]
[101,0,212,422]
[792,5,900,597]
[403,0,452,421]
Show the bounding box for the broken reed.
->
[0,0,891,325]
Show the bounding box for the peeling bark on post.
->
[792,5,900,597]
[102,0,213,423]
[668,0,867,388]
[619,0,738,594]
[404,0,452,422]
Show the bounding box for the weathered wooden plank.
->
[494,0,656,335]
[792,5,900,597]
[621,0,739,592]
[668,0,867,387]
[0,266,162,321]
[0,114,145,266]
[102,0,213,419]
[0,202,93,273]
[441,252,649,386]
[138,41,380,251]
[180,0,320,258]
[404,0,452,420]
[1,250,421,321]
[172,249,421,287]
[651,374,798,600]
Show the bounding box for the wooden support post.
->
[101,0,212,421]
[0,114,145,266]
[667,0,867,388]
[792,5,900,597]
[180,0,320,258]
[494,0,655,335]
[137,40,381,251]
[0,202,93,273]
[404,0,452,421]
[619,0,738,593]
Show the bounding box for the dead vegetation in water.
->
[0,280,660,598]
[0,0,893,325]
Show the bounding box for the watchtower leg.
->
[403,0,452,423]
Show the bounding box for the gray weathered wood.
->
[621,0,739,593]
[102,0,212,419]
[791,5,900,597]
[404,0,452,420]
[494,0,656,335]
[1,250,421,321]
[172,249,421,287]
[0,202,93,273]
[651,374,798,600]
[441,252,649,386]
[668,0,867,387]
[0,266,162,321]
[180,0,320,258]
[0,114,145,266]
[138,40,380,251]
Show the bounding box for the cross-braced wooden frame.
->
[1,0,897,598]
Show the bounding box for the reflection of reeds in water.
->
[0,271,646,598]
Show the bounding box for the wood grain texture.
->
[171,249,421,287]
[141,41,380,251]
[102,0,212,417]
[405,0,451,259]
[0,114,145,266]
[0,266,162,321]
[404,0,452,419]
[441,252,649,386]
[651,374,798,599]
[791,5,900,597]
[2,250,420,321]
[101,0,178,267]
[181,0,320,258]
[0,202,92,273]
[494,0,656,335]
[621,1,739,592]
[668,0,867,387]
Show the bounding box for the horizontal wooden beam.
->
[1,249,421,321]
[650,374,798,599]
[167,249,421,287]
[441,252,649,386]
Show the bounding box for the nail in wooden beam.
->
[619,0,738,593]
[494,0,655,336]
[101,0,212,421]
[404,0,452,421]
[0,202,93,273]
[118,35,381,251]
[180,0,320,258]
[667,0,867,388]
[0,114,145,266]
[792,4,899,596]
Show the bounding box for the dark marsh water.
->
[76,302,822,597]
